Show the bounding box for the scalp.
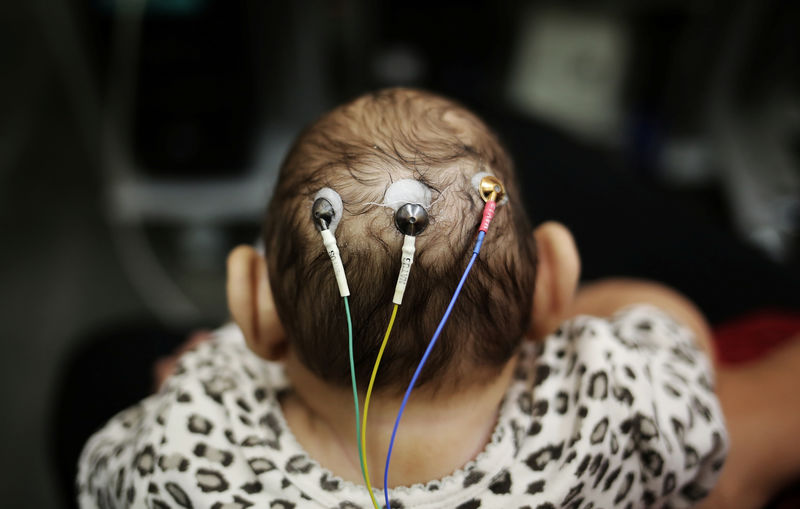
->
[262,88,536,393]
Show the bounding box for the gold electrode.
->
[479,175,506,203]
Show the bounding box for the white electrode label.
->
[321,229,350,297]
[392,235,416,305]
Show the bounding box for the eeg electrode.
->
[383,180,431,305]
[311,188,349,297]
[479,175,506,203]
[471,171,508,205]
[312,198,335,231]
[394,203,429,236]
[312,187,344,233]
[311,187,367,503]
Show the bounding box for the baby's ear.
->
[226,245,287,360]
[528,222,581,340]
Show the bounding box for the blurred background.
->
[1,0,799,507]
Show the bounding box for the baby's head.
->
[229,88,577,395]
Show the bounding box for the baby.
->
[78,88,728,508]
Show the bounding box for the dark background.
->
[1,0,799,507]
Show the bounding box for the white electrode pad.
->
[313,187,344,233]
[383,179,432,211]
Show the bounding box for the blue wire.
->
[383,231,486,509]
[472,229,486,254]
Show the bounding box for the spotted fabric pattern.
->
[78,306,727,508]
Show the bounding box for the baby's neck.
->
[280,351,517,489]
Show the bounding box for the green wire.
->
[344,296,369,493]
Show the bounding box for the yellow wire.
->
[360,303,399,509]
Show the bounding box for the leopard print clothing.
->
[78,305,727,508]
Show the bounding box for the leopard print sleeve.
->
[77,393,167,508]
[606,305,728,507]
[76,326,315,508]
[513,305,728,509]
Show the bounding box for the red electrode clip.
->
[479,200,497,233]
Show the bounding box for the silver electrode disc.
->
[312,198,335,231]
[312,188,343,233]
[395,203,429,236]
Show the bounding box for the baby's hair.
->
[262,88,537,394]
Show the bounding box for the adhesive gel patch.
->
[383,179,432,211]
